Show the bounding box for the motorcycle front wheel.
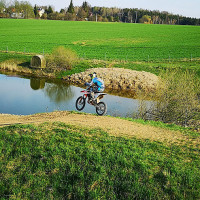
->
[96,102,107,116]
[75,96,86,111]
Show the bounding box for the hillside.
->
[0,111,200,199]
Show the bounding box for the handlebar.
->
[85,82,92,91]
[84,82,90,86]
[85,82,98,92]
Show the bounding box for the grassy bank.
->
[122,117,200,137]
[70,59,200,77]
[1,52,200,83]
[0,121,199,199]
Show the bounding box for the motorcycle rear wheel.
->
[76,96,86,111]
[96,102,107,116]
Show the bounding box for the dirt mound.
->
[63,68,158,95]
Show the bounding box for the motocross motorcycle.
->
[75,86,107,116]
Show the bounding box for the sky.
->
[25,0,200,19]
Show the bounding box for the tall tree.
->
[60,8,65,14]
[45,6,53,15]
[77,8,87,20]
[67,0,74,14]
[82,1,90,13]
[20,1,35,18]
[34,4,38,17]
[0,0,6,13]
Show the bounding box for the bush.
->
[139,15,152,24]
[65,13,76,21]
[41,13,47,19]
[151,69,200,126]
[46,46,78,71]
[102,17,109,22]
[138,69,200,127]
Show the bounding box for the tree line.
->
[0,0,199,25]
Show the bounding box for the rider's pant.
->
[91,87,104,100]
[98,87,104,92]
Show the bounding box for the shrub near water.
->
[46,46,78,71]
[139,69,200,127]
[0,122,200,199]
[156,70,199,126]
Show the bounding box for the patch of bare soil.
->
[0,111,199,147]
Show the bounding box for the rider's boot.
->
[92,99,97,105]
[89,92,96,104]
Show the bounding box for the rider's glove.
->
[85,82,90,86]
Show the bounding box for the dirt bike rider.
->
[85,72,105,103]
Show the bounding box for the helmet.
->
[93,72,97,78]
[89,72,96,79]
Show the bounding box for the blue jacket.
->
[90,77,105,91]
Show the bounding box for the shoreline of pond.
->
[0,63,158,98]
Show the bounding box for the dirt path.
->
[0,111,199,146]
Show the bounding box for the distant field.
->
[0,18,200,61]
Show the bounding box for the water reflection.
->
[44,82,74,104]
[0,72,153,117]
[30,77,74,104]
[30,78,45,90]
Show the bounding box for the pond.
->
[0,72,152,118]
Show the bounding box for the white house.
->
[38,8,45,17]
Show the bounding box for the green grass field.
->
[0,122,199,199]
[0,19,200,61]
[0,19,200,199]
